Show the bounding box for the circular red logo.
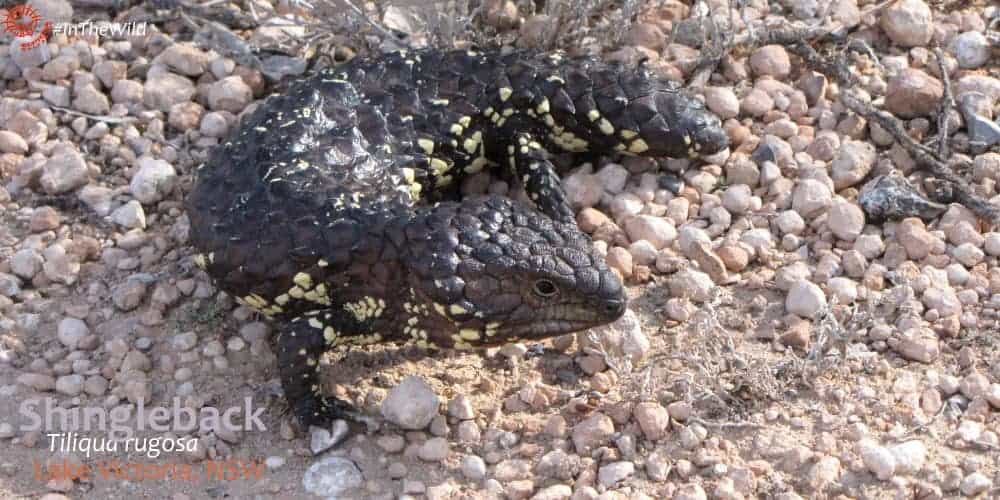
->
[3,4,43,38]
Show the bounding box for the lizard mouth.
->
[501,303,625,340]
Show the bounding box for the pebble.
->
[301,457,363,497]
[532,484,572,500]
[749,45,791,78]
[200,112,231,138]
[792,179,832,218]
[897,218,935,259]
[668,268,715,302]
[633,402,669,441]
[73,85,110,115]
[860,442,896,480]
[111,80,144,104]
[18,373,56,391]
[154,43,210,76]
[11,37,51,69]
[57,318,89,349]
[885,69,944,118]
[207,76,254,113]
[571,413,614,453]
[461,455,486,480]
[130,156,177,204]
[807,456,841,490]
[111,203,149,234]
[674,483,708,500]
[381,376,439,430]
[786,280,827,317]
[741,89,774,117]
[960,472,992,495]
[888,440,927,475]
[605,247,633,278]
[831,140,876,190]
[952,31,991,69]
[418,437,449,461]
[10,249,43,279]
[721,184,753,215]
[55,374,84,396]
[40,144,90,194]
[959,371,990,399]
[563,170,603,209]
[143,71,197,112]
[623,215,677,249]
[827,200,866,241]
[0,131,29,154]
[705,87,740,119]
[880,0,933,47]
[112,278,148,311]
[598,461,635,488]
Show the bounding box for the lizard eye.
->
[533,279,558,298]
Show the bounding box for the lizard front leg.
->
[276,308,378,428]
[505,131,575,223]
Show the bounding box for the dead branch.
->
[932,48,954,158]
[776,31,1000,220]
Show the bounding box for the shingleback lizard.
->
[185,48,728,427]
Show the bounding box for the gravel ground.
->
[1,0,1000,499]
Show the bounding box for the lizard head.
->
[401,195,625,348]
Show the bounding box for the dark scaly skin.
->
[185,48,728,427]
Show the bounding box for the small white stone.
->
[960,472,991,496]
[775,210,806,235]
[721,184,753,215]
[952,31,991,69]
[786,280,827,317]
[888,440,926,475]
[792,179,832,218]
[859,441,895,480]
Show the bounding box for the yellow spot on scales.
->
[536,98,550,114]
[308,318,324,329]
[620,129,638,139]
[458,328,480,341]
[629,138,650,154]
[293,272,314,289]
[323,327,338,344]
[402,167,416,183]
[193,254,207,269]
[449,304,468,315]
[449,123,464,135]
[344,296,386,322]
[499,87,513,102]
[430,158,450,176]
[242,294,268,309]
[485,321,502,336]
[465,156,488,174]
[587,110,601,122]
[430,98,450,106]
[598,118,614,135]
[433,303,448,318]
[459,116,471,127]
[463,133,481,154]
[418,138,435,154]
